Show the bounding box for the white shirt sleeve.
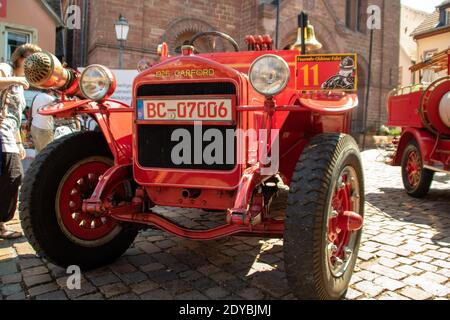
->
[32,93,55,116]
[31,93,55,130]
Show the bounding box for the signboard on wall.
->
[110,69,138,106]
[296,54,358,92]
[0,0,7,18]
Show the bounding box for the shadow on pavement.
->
[366,187,449,245]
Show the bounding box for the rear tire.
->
[19,131,138,270]
[401,140,434,198]
[284,134,364,300]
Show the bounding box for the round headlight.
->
[249,54,290,97]
[80,65,116,101]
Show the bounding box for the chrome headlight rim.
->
[249,54,290,97]
[80,65,116,101]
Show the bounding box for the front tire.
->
[401,139,434,198]
[19,131,138,270]
[284,134,364,300]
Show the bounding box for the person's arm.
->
[0,66,30,90]
[16,129,26,160]
[0,77,29,90]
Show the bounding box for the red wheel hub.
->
[58,160,119,241]
[327,168,363,274]
[406,150,421,188]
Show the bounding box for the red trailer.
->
[387,49,450,197]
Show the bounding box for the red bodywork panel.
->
[131,50,356,209]
[387,91,424,128]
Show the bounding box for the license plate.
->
[137,98,233,121]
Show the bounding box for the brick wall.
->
[60,0,400,132]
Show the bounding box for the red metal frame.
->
[39,42,361,241]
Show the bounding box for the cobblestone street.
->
[0,150,448,300]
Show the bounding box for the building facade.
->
[0,0,63,63]
[412,0,450,81]
[398,5,427,86]
[56,0,401,134]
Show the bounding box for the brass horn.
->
[290,23,323,52]
[24,51,77,91]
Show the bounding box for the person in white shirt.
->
[29,90,56,154]
[0,43,42,239]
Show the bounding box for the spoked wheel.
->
[20,132,138,270]
[284,134,364,300]
[56,157,126,247]
[401,140,434,198]
[326,166,361,278]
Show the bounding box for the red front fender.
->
[392,128,437,166]
[40,99,133,165]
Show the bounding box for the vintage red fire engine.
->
[21,18,364,299]
[387,49,450,198]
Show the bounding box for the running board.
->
[111,212,284,241]
[424,165,450,174]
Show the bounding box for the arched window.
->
[163,18,215,55]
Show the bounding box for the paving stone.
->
[6,291,26,300]
[2,283,23,296]
[0,260,18,276]
[374,276,406,291]
[430,260,450,269]
[28,283,59,297]
[400,287,433,300]
[75,293,104,300]
[179,270,203,282]
[136,242,161,254]
[396,257,415,265]
[413,262,439,273]
[1,273,22,284]
[22,266,49,277]
[345,288,363,300]
[237,287,265,300]
[377,292,410,300]
[13,242,35,256]
[110,262,137,274]
[118,271,148,285]
[18,258,44,270]
[396,265,423,276]
[353,281,384,297]
[35,290,68,300]
[99,283,130,298]
[111,293,140,300]
[204,286,230,299]
[140,262,165,273]
[421,272,448,284]
[378,257,400,268]
[174,290,208,300]
[365,264,408,280]
[89,274,121,287]
[403,276,450,297]
[140,289,173,300]
[130,280,160,295]
[23,274,53,287]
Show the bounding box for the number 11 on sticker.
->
[301,64,319,86]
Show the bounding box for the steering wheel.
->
[189,31,240,53]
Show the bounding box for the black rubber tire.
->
[19,131,138,270]
[284,133,365,300]
[401,140,434,198]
